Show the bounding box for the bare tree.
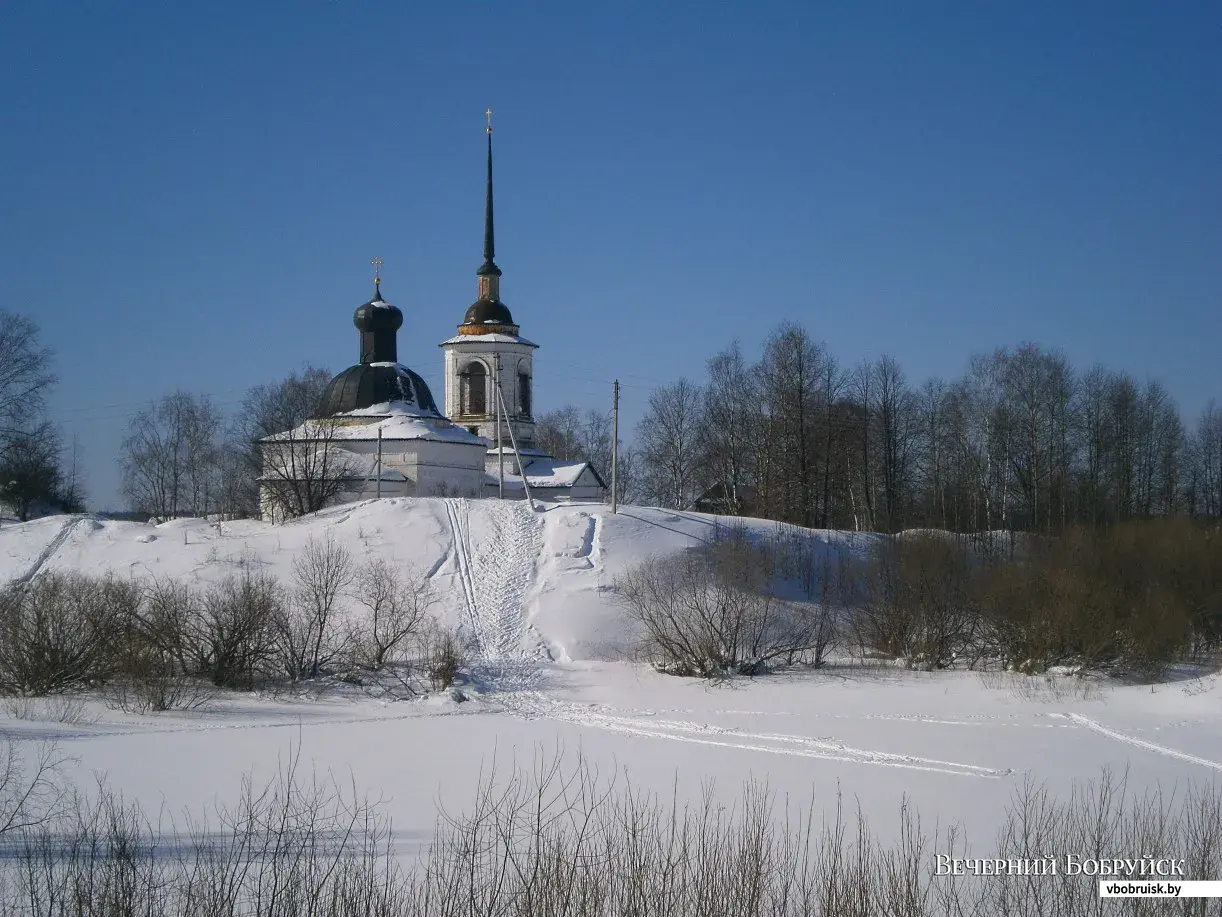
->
[997,344,1076,532]
[611,444,642,506]
[637,378,705,509]
[351,558,436,669]
[913,377,951,528]
[1188,401,1222,517]
[0,739,67,836]
[231,366,352,520]
[699,342,760,515]
[534,406,583,461]
[257,418,357,520]
[0,312,55,450]
[872,356,918,532]
[120,392,222,519]
[0,423,66,521]
[279,535,354,680]
[534,405,617,491]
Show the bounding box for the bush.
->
[423,622,465,690]
[192,569,283,689]
[0,573,132,696]
[616,529,834,678]
[351,558,435,671]
[851,521,1213,679]
[276,535,354,681]
[854,534,977,670]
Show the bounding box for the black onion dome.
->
[353,287,403,334]
[462,298,515,326]
[317,363,440,417]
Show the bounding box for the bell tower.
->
[440,110,538,449]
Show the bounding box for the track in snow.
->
[499,692,1012,778]
[1068,714,1222,773]
[444,498,546,691]
[7,515,93,587]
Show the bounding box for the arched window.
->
[461,362,487,415]
[518,369,532,419]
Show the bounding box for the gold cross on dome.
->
[485,107,493,134]
[371,256,383,284]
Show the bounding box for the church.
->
[258,117,607,521]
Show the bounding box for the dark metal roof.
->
[462,297,516,327]
[354,284,403,335]
[317,363,441,417]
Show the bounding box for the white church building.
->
[258,120,605,521]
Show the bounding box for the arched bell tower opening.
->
[460,361,489,416]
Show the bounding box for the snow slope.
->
[1,499,1220,856]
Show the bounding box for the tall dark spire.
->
[478,108,502,279]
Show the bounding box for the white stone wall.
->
[259,436,485,520]
[441,339,537,448]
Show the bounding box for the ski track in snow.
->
[7,515,93,587]
[498,692,1012,778]
[443,498,480,645]
[1067,714,1222,773]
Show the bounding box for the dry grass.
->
[0,743,1218,916]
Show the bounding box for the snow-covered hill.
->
[0,499,875,665]
[1,499,1220,856]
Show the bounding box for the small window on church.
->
[461,363,487,415]
[518,373,531,418]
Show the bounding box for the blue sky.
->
[2,1,1219,509]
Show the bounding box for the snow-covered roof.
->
[488,457,605,490]
[487,445,551,458]
[438,333,538,348]
[262,403,487,447]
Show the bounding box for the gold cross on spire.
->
[371,256,383,285]
[485,107,493,134]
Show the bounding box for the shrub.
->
[0,573,131,696]
[276,535,354,681]
[423,622,464,690]
[1,744,1220,916]
[191,569,282,689]
[351,558,435,671]
[616,530,833,678]
[854,534,977,669]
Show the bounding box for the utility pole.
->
[376,427,383,499]
[495,354,504,499]
[611,379,620,513]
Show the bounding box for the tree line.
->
[6,308,1218,530]
[117,366,337,520]
[628,321,1221,532]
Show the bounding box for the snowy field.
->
[1,498,1220,858]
